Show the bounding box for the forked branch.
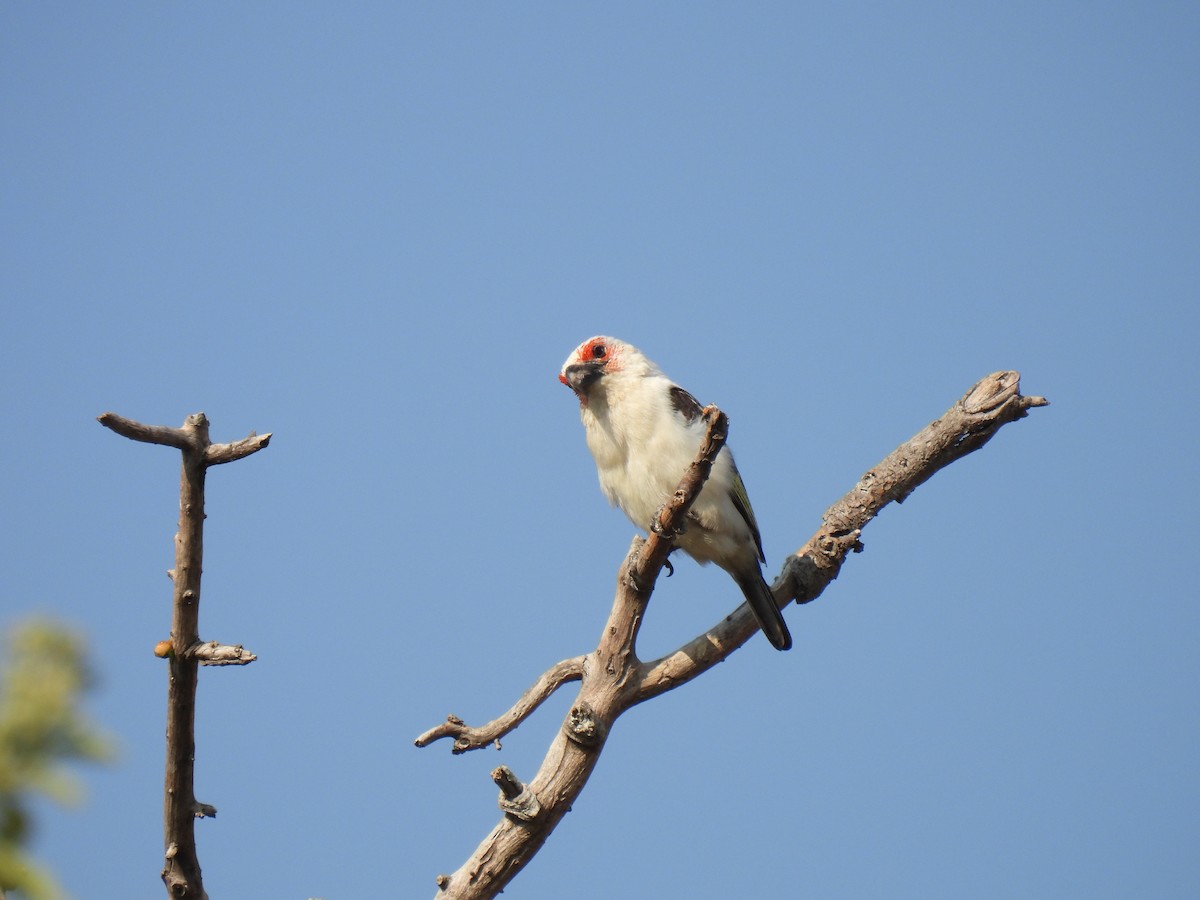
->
[635,370,1048,700]
[418,372,1046,899]
[99,411,270,899]
[414,656,585,753]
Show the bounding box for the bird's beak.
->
[560,361,604,395]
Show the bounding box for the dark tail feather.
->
[734,571,793,651]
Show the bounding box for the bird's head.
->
[559,336,641,403]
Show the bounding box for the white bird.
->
[559,336,792,651]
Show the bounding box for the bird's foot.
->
[650,504,687,539]
[625,559,650,593]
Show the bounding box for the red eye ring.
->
[591,343,607,360]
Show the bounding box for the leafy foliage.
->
[0,621,112,900]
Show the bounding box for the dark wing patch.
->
[668,385,704,423]
[729,458,766,562]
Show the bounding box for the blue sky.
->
[2,3,1197,898]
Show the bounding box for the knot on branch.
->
[564,701,605,748]
[782,526,863,603]
[494,766,541,822]
[162,844,207,900]
[414,715,478,753]
[816,528,864,561]
[778,555,821,606]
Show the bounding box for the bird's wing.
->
[668,384,704,423]
[669,383,766,563]
[729,463,766,563]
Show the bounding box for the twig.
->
[99,411,269,899]
[188,641,258,666]
[414,656,585,753]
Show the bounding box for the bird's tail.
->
[734,570,793,651]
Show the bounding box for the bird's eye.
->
[591,344,607,360]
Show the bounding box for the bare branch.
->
[492,766,541,821]
[97,412,198,451]
[423,372,1046,898]
[425,410,728,899]
[152,639,258,667]
[187,641,258,666]
[205,432,272,466]
[634,370,1048,701]
[417,407,732,764]
[413,656,585,753]
[100,411,268,899]
[160,442,208,899]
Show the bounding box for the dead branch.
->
[188,641,258,666]
[419,408,733,898]
[633,370,1048,701]
[414,656,585,753]
[99,411,269,899]
[151,640,257,666]
[418,372,1046,899]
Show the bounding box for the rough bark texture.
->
[417,372,1047,899]
[99,412,269,899]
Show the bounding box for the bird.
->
[559,335,792,651]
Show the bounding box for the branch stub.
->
[565,701,605,748]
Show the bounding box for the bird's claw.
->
[650,504,687,539]
[626,559,649,593]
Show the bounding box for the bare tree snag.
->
[417,372,1046,899]
[99,411,270,899]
